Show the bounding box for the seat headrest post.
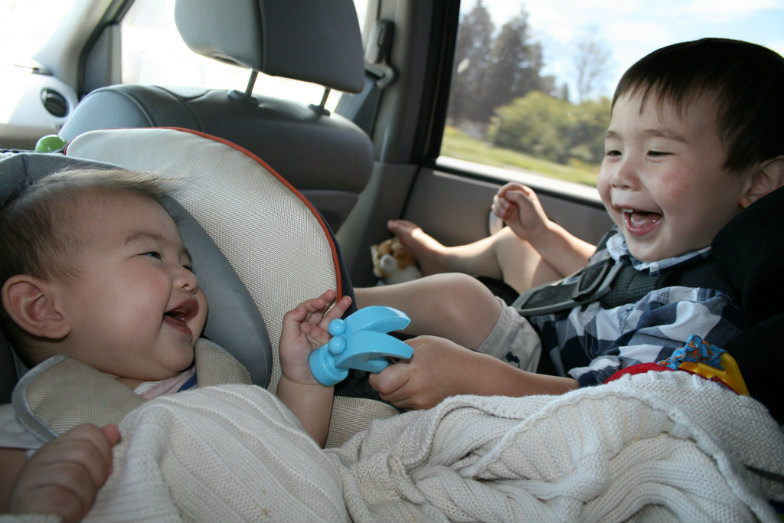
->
[228,70,260,105]
[309,88,332,117]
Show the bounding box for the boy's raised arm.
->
[494,183,595,276]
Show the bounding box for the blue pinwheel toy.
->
[309,306,413,386]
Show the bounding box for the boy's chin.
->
[624,238,666,263]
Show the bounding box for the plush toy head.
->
[370,236,422,284]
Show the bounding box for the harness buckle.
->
[512,256,625,316]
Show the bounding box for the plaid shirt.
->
[527,231,747,387]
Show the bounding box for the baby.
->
[0,168,351,520]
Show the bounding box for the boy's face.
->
[52,191,208,383]
[597,91,753,262]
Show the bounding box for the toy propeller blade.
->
[343,305,411,334]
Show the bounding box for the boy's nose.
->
[609,158,639,190]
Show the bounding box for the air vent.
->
[40,88,69,118]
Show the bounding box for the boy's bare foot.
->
[387,219,452,275]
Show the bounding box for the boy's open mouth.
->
[622,208,662,235]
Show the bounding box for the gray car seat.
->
[1,128,398,447]
[58,0,373,233]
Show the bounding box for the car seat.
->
[0,127,398,447]
[58,0,373,233]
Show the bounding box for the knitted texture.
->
[71,372,783,522]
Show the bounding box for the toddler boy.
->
[357,38,784,409]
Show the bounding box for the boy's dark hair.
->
[0,168,171,361]
[613,38,784,173]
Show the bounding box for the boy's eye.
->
[143,251,162,260]
[604,149,621,158]
[647,150,671,157]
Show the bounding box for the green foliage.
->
[488,92,610,165]
[441,126,600,187]
[449,1,555,124]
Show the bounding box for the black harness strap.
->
[512,235,733,316]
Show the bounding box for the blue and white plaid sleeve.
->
[557,286,747,386]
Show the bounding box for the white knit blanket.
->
[80,371,784,523]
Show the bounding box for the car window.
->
[441,0,784,189]
[0,0,76,129]
[121,0,368,111]
[0,0,74,67]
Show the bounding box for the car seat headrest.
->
[711,185,784,324]
[174,0,365,93]
[62,127,350,394]
[0,153,272,401]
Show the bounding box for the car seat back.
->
[58,0,373,233]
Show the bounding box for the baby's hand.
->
[279,289,353,385]
[10,424,120,522]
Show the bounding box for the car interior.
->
[0,0,783,520]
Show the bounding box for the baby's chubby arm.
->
[369,335,577,410]
[1,424,120,522]
[493,182,595,276]
[276,289,352,446]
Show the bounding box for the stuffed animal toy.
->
[371,236,422,285]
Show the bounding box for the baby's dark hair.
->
[0,168,172,360]
[613,38,784,173]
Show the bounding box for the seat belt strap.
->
[512,253,626,316]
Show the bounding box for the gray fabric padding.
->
[0,153,272,402]
[173,0,365,93]
[164,200,272,387]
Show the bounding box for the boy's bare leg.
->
[389,220,563,293]
[354,273,505,349]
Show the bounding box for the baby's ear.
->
[739,156,784,208]
[1,275,71,339]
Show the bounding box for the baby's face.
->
[52,190,208,384]
[597,91,753,262]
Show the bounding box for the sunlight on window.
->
[0,0,75,66]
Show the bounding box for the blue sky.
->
[475,0,784,98]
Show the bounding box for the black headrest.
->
[711,186,784,324]
[174,0,365,93]
[0,153,272,402]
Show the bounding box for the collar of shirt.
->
[605,229,712,275]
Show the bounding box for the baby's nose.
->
[174,267,199,293]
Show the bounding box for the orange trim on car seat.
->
[165,127,345,301]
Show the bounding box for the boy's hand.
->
[368,335,479,410]
[10,424,120,522]
[492,183,550,243]
[279,289,353,385]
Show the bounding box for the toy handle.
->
[309,305,412,386]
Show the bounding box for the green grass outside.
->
[440,126,600,187]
